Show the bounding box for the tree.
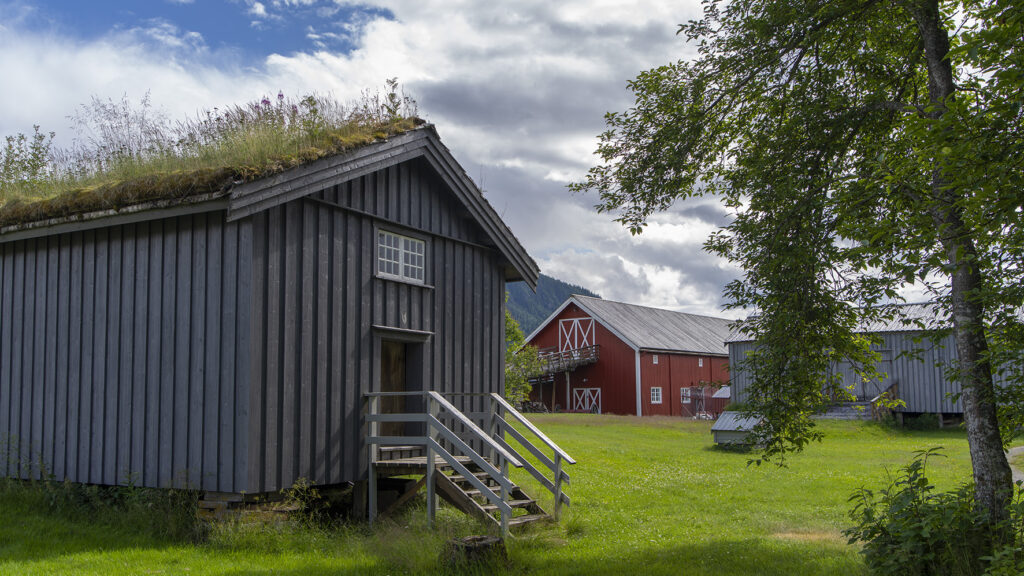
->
[573,0,1024,529]
[504,305,543,405]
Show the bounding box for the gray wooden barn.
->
[0,125,574,532]
[727,303,975,418]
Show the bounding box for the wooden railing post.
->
[491,394,510,537]
[425,394,438,528]
[488,392,576,523]
[553,453,564,520]
[368,395,380,526]
[488,395,500,466]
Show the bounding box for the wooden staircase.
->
[434,466,551,530]
[366,392,574,538]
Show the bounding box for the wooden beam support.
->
[379,475,427,519]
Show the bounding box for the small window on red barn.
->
[682,388,692,404]
[651,387,662,404]
[653,354,659,365]
[698,357,704,367]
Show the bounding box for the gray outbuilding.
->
[711,411,759,445]
[726,303,982,416]
[0,125,539,495]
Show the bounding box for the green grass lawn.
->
[0,416,978,575]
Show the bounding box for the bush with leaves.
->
[845,448,1024,576]
[0,476,206,543]
[282,478,333,528]
[504,306,543,406]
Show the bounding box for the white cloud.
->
[120,19,207,52]
[0,0,747,316]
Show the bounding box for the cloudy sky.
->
[0,0,746,318]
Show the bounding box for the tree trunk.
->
[931,201,1013,525]
[912,0,1013,525]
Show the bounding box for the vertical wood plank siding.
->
[728,333,963,413]
[1,157,509,495]
[247,158,505,492]
[0,215,253,491]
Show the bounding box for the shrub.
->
[903,413,942,431]
[283,478,332,528]
[2,476,206,543]
[845,448,1024,576]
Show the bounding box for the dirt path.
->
[1006,446,1024,484]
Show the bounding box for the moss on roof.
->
[0,117,422,231]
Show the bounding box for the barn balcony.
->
[364,391,575,539]
[536,345,600,375]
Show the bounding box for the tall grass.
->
[0,476,206,544]
[2,417,983,576]
[0,79,420,226]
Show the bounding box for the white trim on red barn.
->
[526,294,646,416]
[634,349,642,417]
[524,296,579,343]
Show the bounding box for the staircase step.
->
[448,472,492,483]
[508,513,550,527]
[481,499,535,511]
[463,486,503,498]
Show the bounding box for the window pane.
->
[378,230,425,283]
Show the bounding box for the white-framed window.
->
[682,388,692,404]
[377,230,425,283]
[652,354,659,365]
[651,387,663,404]
[698,357,704,368]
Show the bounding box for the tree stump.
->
[441,535,508,569]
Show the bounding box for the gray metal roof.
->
[725,302,947,344]
[573,295,734,355]
[711,411,759,432]
[711,385,731,399]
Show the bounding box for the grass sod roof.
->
[0,116,423,232]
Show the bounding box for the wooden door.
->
[381,340,406,437]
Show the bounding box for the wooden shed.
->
[0,125,574,527]
[727,303,993,417]
[525,295,732,417]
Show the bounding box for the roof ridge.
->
[573,293,732,322]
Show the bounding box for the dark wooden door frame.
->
[371,325,432,435]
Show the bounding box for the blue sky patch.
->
[9,1,393,62]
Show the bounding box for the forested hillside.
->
[507,274,600,335]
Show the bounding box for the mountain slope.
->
[507,274,600,335]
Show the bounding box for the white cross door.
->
[573,388,601,413]
[559,318,595,352]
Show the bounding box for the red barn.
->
[525,295,732,417]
